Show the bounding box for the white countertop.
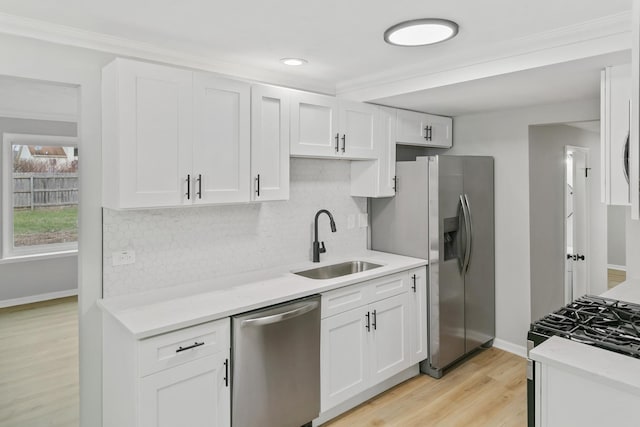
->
[530,278,640,390]
[98,250,427,339]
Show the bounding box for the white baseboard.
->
[608,264,627,272]
[493,338,527,358]
[0,289,77,308]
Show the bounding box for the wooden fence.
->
[13,173,78,210]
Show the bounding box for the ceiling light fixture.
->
[280,58,308,66]
[384,18,459,47]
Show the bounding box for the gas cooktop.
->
[529,295,640,358]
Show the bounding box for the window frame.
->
[2,132,79,259]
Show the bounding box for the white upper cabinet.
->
[338,100,378,159]
[290,92,339,158]
[251,85,290,201]
[601,64,631,206]
[396,109,452,148]
[193,73,251,205]
[631,0,640,219]
[290,92,378,159]
[102,58,194,209]
[351,106,397,197]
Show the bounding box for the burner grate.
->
[531,295,640,358]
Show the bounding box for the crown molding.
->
[0,12,336,95]
[336,11,632,102]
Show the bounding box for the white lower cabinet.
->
[140,353,230,427]
[103,317,231,427]
[409,267,428,364]
[320,268,426,413]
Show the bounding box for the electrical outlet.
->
[358,213,369,228]
[112,250,135,266]
[347,214,356,230]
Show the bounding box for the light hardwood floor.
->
[0,296,79,427]
[323,348,527,427]
[608,268,626,289]
[0,297,526,427]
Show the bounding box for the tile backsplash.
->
[102,158,368,297]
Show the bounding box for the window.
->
[2,133,79,257]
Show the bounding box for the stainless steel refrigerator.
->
[371,155,495,378]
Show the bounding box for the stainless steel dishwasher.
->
[232,295,321,427]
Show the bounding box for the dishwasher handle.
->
[241,301,319,327]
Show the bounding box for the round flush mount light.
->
[384,18,459,47]
[280,57,308,66]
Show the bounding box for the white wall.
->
[608,205,626,268]
[0,116,78,304]
[0,32,112,427]
[448,99,600,351]
[528,124,606,321]
[103,159,368,296]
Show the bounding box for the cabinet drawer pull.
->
[424,125,433,141]
[412,274,417,292]
[185,174,191,200]
[176,341,204,353]
[372,309,377,330]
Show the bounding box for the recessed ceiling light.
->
[384,18,459,47]
[280,58,308,66]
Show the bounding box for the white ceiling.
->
[0,0,632,115]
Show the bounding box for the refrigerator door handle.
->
[458,195,467,272]
[460,194,472,274]
[463,194,473,274]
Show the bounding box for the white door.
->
[193,73,250,204]
[290,92,339,157]
[338,100,378,159]
[409,268,428,364]
[425,114,453,148]
[370,294,411,385]
[251,85,290,201]
[565,147,590,301]
[140,353,230,427]
[116,59,193,208]
[321,306,370,412]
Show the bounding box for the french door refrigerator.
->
[371,155,494,378]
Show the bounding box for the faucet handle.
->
[319,242,326,254]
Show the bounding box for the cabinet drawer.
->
[322,282,369,318]
[139,318,230,377]
[369,272,410,300]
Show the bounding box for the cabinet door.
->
[321,306,370,412]
[114,59,193,208]
[350,106,396,197]
[338,100,378,159]
[370,293,411,385]
[290,92,339,158]
[140,353,230,427]
[397,109,452,148]
[251,85,290,201]
[193,73,250,204]
[408,267,428,364]
[425,114,453,148]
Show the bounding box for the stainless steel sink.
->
[294,260,382,280]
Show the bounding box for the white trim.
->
[0,249,77,265]
[608,264,627,271]
[0,288,77,308]
[2,133,79,259]
[0,107,77,123]
[493,338,527,359]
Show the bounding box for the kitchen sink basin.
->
[294,260,383,280]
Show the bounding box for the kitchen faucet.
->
[313,209,337,262]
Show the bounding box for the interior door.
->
[193,73,250,204]
[566,147,590,300]
[462,156,495,351]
